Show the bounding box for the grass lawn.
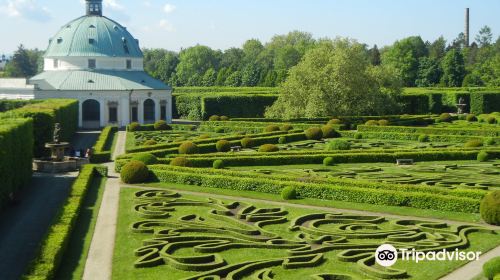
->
[112,187,500,280]
[55,175,107,279]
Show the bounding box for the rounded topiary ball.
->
[215,128,225,133]
[154,120,171,131]
[418,134,430,143]
[278,136,287,144]
[486,116,497,124]
[326,139,351,151]
[121,160,149,184]
[128,122,141,132]
[323,157,334,166]
[241,137,256,148]
[466,114,477,122]
[354,133,362,140]
[179,141,199,154]
[143,139,158,146]
[209,115,220,121]
[170,157,191,167]
[439,113,453,122]
[480,190,500,225]
[365,120,379,126]
[485,138,496,146]
[220,116,229,121]
[464,139,483,148]
[281,186,297,200]
[198,134,211,139]
[258,144,279,153]
[327,119,342,125]
[280,124,294,132]
[213,159,224,169]
[264,125,281,133]
[378,119,390,126]
[305,127,323,140]
[131,153,158,165]
[478,151,490,162]
[321,125,339,138]
[216,140,231,152]
[483,257,500,279]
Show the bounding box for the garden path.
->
[82,131,125,280]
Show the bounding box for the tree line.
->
[3,28,499,88]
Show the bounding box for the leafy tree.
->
[429,36,447,60]
[220,48,244,71]
[381,36,427,86]
[368,45,381,66]
[416,57,442,87]
[176,45,220,85]
[476,26,493,47]
[224,71,242,87]
[266,39,402,119]
[242,39,264,64]
[441,49,466,87]
[155,51,179,83]
[5,45,41,77]
[450,32,466,50]
[201,68,217,86]
[241,65,260,86]
[215,67,229,86]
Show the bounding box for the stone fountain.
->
[33,123,87,173]
[456,97,468,115]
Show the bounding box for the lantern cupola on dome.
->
[86,0,102,16]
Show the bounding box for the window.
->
[131,107,138,122]
[89,38,95,44]
[53,59,58,69]
[126,59,132,69]
[109,107,118,123]
[88,59,96,69]
[161,105,167,120]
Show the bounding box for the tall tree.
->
[441,49,466,87]
[368,45,381,66]
[382,36,428,86]
[175,45,221,86]
[5,45,41,77]
[416,57,442,87]
[475,25,493,47]
[428,36,447,60]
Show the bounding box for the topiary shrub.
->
[486,116,497,124]
[143,139,158,146]
[215,128,225,133]
[464,139,483,148]
[480,190,500,225]
[213,159,224,169]
[305,127,323,140]
[485,138,496,146]
[258,144,280,153]
[323,157,334,166]
[478,151,490,162]
[439,113,453,122]
[129,122,141,132]
[154,120,171,131]
[216,140,231,152]
[121,160,149,184]
[209,115,220,121]
[418,134,429,143]
[378,119,390,126]
[280,124,294,131]
[281,186,297,200]
[365,120,379,126]
[241,137,256,148]
[264,125,280,132]
[483,257,500,279]
[466,114,477,122]
[131,153,158,165]
[170,157,192,167]
[198,134,211,139]
[278,136,287,144]
[178,141,199,154]
[326,139,351,151]
[220,116,229,121]
[321,125,340,138]
[354,133,363,140]
[327,119,342,125]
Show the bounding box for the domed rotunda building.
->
[30,0,172,128]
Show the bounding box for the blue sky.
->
[0,0,499,55]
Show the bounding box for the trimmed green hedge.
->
[90,126,118,163]
[201,94,278,120]
[24,164,107,279]
[0,100,40,112]
[0,119,33,210]
[0,99,78,157]
[342,130,499,143]
[357,125,500,137]
[471,92,500,114]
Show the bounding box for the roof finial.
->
[86,0,103,16]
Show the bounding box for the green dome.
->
[45,16,143,58]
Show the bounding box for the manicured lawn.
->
[112,187,500,280]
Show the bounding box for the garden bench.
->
[396,159,414,165]
[230,146,242,152]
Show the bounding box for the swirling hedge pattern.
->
[129,189,493,280]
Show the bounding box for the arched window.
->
[82,99,100,121]
[143,99,155,122]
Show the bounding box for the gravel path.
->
[82,131,125,280]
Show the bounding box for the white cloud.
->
[143,1,152,7]
[159,19,175,32]
[163,3,175,14]
[104,0,124,11]
[1,0,51,22]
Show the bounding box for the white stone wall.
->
[34,89,172,128]
[44,57,144,71]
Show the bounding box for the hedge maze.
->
[125,189,499,280]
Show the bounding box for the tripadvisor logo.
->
[375,244,482,267]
